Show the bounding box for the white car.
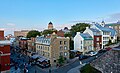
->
[89,52,98,56]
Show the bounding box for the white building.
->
[74,32,93,54]
[90,23,117,49]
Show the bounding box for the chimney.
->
[0,30,4,40]
[86,27,89,29]
[76,32,80,35]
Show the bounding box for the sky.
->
[0,0,120,35]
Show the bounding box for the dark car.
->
[79,55,89,60]
[98,49,107,53]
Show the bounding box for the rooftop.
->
[80,33,93,40]
[0,40,10,45]
[89,28,100,32]
[94,24,116,36]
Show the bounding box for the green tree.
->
[27,30,41,38]
[70,23,90,36]
[57,56,65,65]
[42,29,57,36]
[64,32,72,37]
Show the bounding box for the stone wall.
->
[90,48,120,73]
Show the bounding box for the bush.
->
[80,64,102,73]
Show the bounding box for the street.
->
[10,46,106,73]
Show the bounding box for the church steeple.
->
[101,20,105,27]
[48,21,53,29]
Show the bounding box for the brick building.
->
[27,37,36,52]
[0,30,10,73]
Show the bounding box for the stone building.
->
[36,32,70,66]
[48,22,54,30]
[14,30,29,37]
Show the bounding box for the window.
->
[64,41,67,45]
[54,60,56,62]
[81,41,82,44]
[60,41,62,45]
[96,37,99,41]
[60,52,63,56]
[32,43,34,46]
[64,52,68,56]
[64,46,67,50]
[48,47,49,51]
[81,46,82,49]
[60,46,63,50]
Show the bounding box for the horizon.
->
[0,0,120,35]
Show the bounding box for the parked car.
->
[98,49,107,53]
[79,55,89,60]
[89,51,98,56]
[85,51,98,56]
[105,47,112,51]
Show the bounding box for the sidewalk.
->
[34,57,79,72]
[67,64,85,73]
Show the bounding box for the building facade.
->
[36,33,70,66]
[14,30,29,37]
[105,21,120,41]
[91,23,117,49]
[84,27,102,51]
[74,32,94,54]
[0,30,10,73]
[27,37,36,52]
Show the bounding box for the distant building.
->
[0,30,10,73]
[61,27,70,33]
[74,32,94,54]
[48,22,54,30]
[14,30,29,37]
[84,27,102,51]
[27,37,36,52]
[19,37,30,54]
[91,23,117,49]
[56,30,65,37]
[104,21,120,40]
[36,32,70,66]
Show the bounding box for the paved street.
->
[21,52,103,73]
[10,46,105,73]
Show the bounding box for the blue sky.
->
[0,0,120,35]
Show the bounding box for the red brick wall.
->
[94,36,102,49]
[0,45,10,54]
[0,55,10,71]
[0,45,10,71]
[57,30,64,37]
[0,30,4,40]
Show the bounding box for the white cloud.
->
[6,23,16,26]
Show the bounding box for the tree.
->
[42,29,57,36]
[57,56,65,66]
[70,23,90,37]
[64,32,72,37]
[27,30,41,38]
